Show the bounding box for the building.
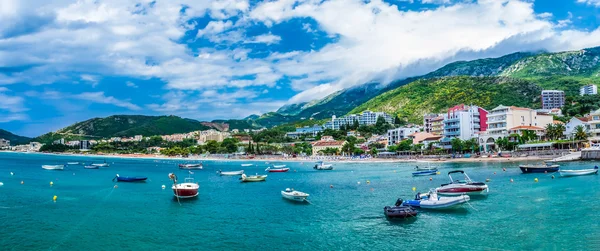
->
[580,84,598,96]
[408,132,443,149]
[311,136,346,156]
[323,111,394,130]
[587,109,600,141]
[79,140,91,150]
[0,138,9,149]
[440,105,488,149]
[479,105,554,151]
[285,125,323,139]
[564,117,590,138]
[387,127,420,145]
[430,115,444,136]
[507,126,545,142]
[196,130,231,144]
[423,114,437,133]
[541,90,565,109]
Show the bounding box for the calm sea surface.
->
[1,152,599,250]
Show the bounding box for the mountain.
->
[0,129,31,145]
[33,115,213,143]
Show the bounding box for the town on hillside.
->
[2,85,599,160]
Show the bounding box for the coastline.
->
[0,150,552,164]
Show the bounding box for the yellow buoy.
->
[436,172,440,175]
[366,180,370,184]
[412,187,416,191]
[50,181,53,186]
[534,178,539,182]
[53,195,57,201]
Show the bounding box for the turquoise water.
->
[1,152,600,250]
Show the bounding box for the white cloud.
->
[196,20,233,38]
[244,33,282,44]
[421,0,451,4]
[126,81,138,88]
[0,87,28,122]
[577,0,600,7]
[73,92,141,110]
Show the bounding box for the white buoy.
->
[161,185,166,189]
[10,172,14,176]
[0,182,3,186]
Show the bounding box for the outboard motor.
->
[314,165,318,169]
[415,193,421,200]
[395,198,403,207]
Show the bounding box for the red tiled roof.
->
[553,120,565,124]
[578,117,591,122]
[509,125,544,131]
[312,141,345,147]
[422,135,443,141]
[510,106,532,111]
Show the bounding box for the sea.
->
[1,152,599,250]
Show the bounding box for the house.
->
[479,105,554,152]
[387,127,420,145]
[408,132,442,149]
[507,126,545,142]
[311,136,346,156]
[564,117,590,137]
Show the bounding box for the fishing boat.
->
[403,191,470,210]
[412,170,438,176]
[519,163,560,173]
[266,166,290,172]
[384,198,418,219]
[178,163,203,169]
[240,174,267,182]
[169,173,199,199]
[84,165,99,169]
[112,174,147,182]
[559,166,599,177]
[218,170,244,176]
[42,165,64,170]
[314,161,333,170]
[414,162,437,171]
[67,162,80,165]
[281,188,309,202]
[241,164,253,167]
[435,170,488,196]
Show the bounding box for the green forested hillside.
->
[0,129,31,145]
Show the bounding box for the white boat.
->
[91,163,109,167]
[241,164,253,167]
[240,174,267,182]
[404,191,470,210]
[67,162,80,165]
[435,170,488,196]
[169,173,199,199]
[415,161,437,171]
[273,165,286,168]
[42,165,65,170]
[314,162,333,170]
[218,170,244,176]
[281,188,309,202]
[559,166,599,177]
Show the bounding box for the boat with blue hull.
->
[412,170,438,176]
[113,174,147,182]
[519,163,560,173]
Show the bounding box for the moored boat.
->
[218,170,244,176]
[67,162,80,165]
[435,170,488,196]
[519,163,559,173]
[241,164,253,167]
[42,165,65,170]
[403,191,470,210]
[91,163,109,167]
[559,166,599,177]
[272,164,286,168]
[169,173,199,199]
[240,174,267,182]
[314,161,333,170]
[178,163,203,169]
[384,198,418,219]
[113,174,147,182]
[84,165,99,169]
[412,170,438,176]
[415,161,437,171]
[266,166,290,172]
[281,188,309,202]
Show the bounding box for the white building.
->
[387,127,420,145]
[0,138,9,149]
[439,105,488,149]
[587,109,600,141]
[479,105,554,151]
[580,84,598,96]
[564,117,590,138]
[541,90,565,109]
[323,111,394,130]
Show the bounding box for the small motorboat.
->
[559,166,599,177]
[519,163,559,173]
[91,163,109,167]
[384,198,418,219]
[281,188,309,202]
[218,170,244,176]
[178,163,203,169]
[435,170,488,196]
[42,165,65,170]
[403,191,470,210]
[169,173,199,199]
[272,164,286,168]
[240,174,267,182]
[412,170,438,176]
[314,161,333,170]
[241,164,253,167]
[112,174,147,182]
[67,162,80,165]
[84,165,99,169]
[414,162,437,171]
[266,166,290,173]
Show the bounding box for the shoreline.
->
[0,151,553,164]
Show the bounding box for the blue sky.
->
[1,0,599,137]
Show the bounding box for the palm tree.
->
[574,125,589,141]
[554,123,566,139]
[545,124,556,140]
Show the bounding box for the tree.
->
[450,138,464,153]
[221,138,240,153]
[341,142,356,155]
[521,130,537,143]
[352,119,360,130]
[205,140,220,154]
[369,147,378,155]
[398,139,413,151]
[574,125,589,141]
[554,124,566,139]
[374,116,392,135]
[463,138,478,153]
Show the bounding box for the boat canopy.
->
[447,170,465,174]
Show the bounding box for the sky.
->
[0,0,599,137]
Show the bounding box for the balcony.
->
[444,124,460,129]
